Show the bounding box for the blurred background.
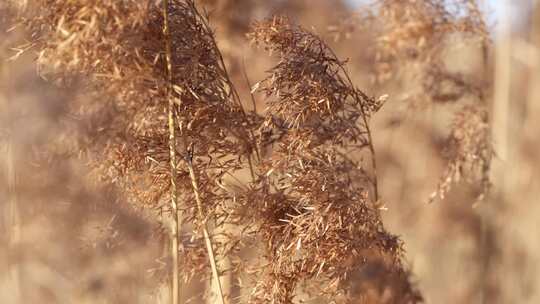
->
[1,0,539,303]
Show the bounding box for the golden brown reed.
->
[5,0,509,303]
[5,1,540,303]
[241,16,421,303]
[343,0,493,204]
[20,0,254,298]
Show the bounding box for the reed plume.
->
[244,16,421,303]
[14,1,421,303]
[348,0,493,203]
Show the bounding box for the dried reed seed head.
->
[249,149,405,266]
[24,1,150,82]
[22,0,253,206]
[15,2,422,302]
[353,0,493,205]
[376,0,487,59]
[430,104,492,203]
[243,17,419,303]
[422,63,486,104]
[249,16,379,141]
[19,1,256,280]
[365,0,489,103]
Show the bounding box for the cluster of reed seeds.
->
[6,0,494,302]
[244,17,420,302]
[366,0,492,203]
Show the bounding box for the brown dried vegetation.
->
[241,17,420,303]
[343,0,493,203]
[5,0,526,303]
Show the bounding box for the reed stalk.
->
[492,0,512,190]
[162,1,181,303]
[527,0,540,130]
[185,145,225,304]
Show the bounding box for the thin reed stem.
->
[341,67,380,202]
[241,58,262,168]
[185,145,226,304]
[188,1,261,168]
[162,1,181,303]
[478,11,494,303]
[321,45,380,202]
[526,0,540,130]
[7,123,22,304]
[360,109,379,202]
[481,1,513,303]
[241,57,258,114]
[1,53,22,302]
[492,0,512,188]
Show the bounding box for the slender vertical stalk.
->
[1,45,21,303]
[482,2,513,303]
[185,147,225,304]
[361,111,379,202]
[351,85,379,202]
[6,139,21,303]
[333,53,379,202]
[162,1,181,303]
[492,0,512,192]
[478,10,492,304]
[526,0,540,129]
